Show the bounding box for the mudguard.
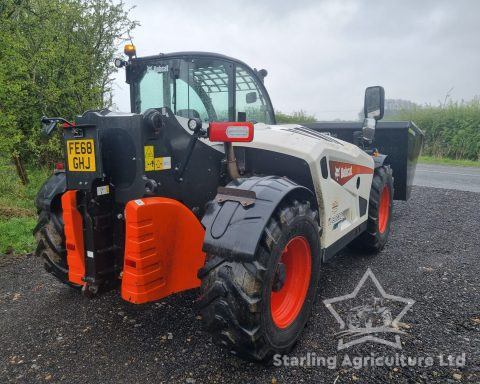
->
[202,176,316,261]
[35,172,67,212]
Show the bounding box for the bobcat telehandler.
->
[35,45,423,362]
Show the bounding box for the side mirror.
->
[41,116,73,138]
[246,91,257,104]
[364,86,385,120]
[41,116,58,137]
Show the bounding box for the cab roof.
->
[131,51,254,70]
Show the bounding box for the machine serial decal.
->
[329,160,373,185]
[328,210,348,230]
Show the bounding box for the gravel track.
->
[0,186,479,383]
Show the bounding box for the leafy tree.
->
[0,0,137,179]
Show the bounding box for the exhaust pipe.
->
[225,143,240,180]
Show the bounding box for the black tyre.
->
[351,165,394,252]
[33,197,79,288]
[197,199,321,362]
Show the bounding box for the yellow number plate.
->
[66,139,96,172]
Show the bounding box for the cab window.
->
[138,68,165,112]
[173,79,209,121]
[190,60,231,121]
[235,66,273,124]
[134,58,274,124]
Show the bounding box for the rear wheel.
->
[33,198,78,288]
[197,200,321,362]
[351,165,394,252]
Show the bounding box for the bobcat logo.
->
[335,167,341,179]
[329,161,373,186]
[335,166,353,181]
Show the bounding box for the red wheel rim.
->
[378,185,391,234]
[270,236,312,329]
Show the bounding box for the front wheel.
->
[351,165,394,252]
[197,199,321,362]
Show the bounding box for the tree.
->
[0,0,138,179]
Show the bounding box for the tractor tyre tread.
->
[197,200,320,362]
[33,204,79,289]
[350,165,394,252]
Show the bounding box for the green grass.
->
[0,158,50,254]
[0,217,37,254]
[418,155,480,167]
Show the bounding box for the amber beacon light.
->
[124,44,136,59]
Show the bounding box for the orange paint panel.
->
[329,160,374,185]
[121,198,206,304]
[61,191,85,286]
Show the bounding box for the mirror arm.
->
[41,116,74,137]
[361,117,377,145]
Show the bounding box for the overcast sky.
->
[112,0,480,120]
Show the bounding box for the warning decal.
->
[144,146,171,171]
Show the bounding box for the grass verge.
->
[419,155,480,167]
[0,158,50,254]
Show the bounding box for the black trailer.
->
[303,121,424,200]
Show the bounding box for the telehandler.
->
[34,45,423,361]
